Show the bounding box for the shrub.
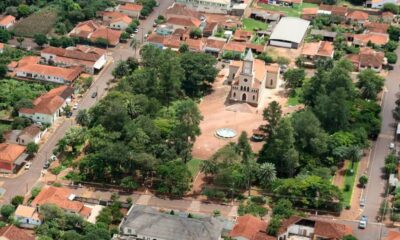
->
[386,52,397,64]
[203,188,226,200]
[11,196,24,207]
[0,204,15,219]
[344,184,351,192]
[238,202,268,217]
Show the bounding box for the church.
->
[227,50,280,106]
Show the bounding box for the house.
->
[203,22,219,37]
[0,143,27,173]
[175,0,232,14]
[346,10,369,24]
[364,21,389,34]
[12,56,82,84]
[233,29,253,42]
[301,41,334,66]
[319,5,348,19]
[31,185,92,218]
[69,20,122,46]
[185,38,205,52]
[117,3,143,18]
[0,15,16,30]
[269,17,310,49]
[166,17,202,31]
[41,45,107,74]
[14,205,42,229]
[165,3,204,20]
[386,231,400,240]
[301,8,318,20]
[117,205,224,240]
[229,214,268,240]
[366,0,396,8]
[381,11,395,23]
[353,32,389,46]
[223,41,247,55]
[204,37,226,56]
[4,125,43,146]
[347,47,386,72]
[266,64,281,88]
[0,225,35,240]
[310,29,337,41]
[228,50,279,106]
[101,11,132,30]
[250,9,282,23]
[19,86,74,124]
[246,43,266,54]
[277,216,353,240]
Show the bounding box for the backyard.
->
[13,8,58,37]
[242,18,268,31]
[258,2,318,17]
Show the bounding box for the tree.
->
[267,216,282,236]
[155,160,192,197]
[258,118,299,178]
[130,37,139,57]
[11,195,24,207]
[359,175,368,187]
[276,56,290,65]
[356,69,384,100]
[0,204,15,218]
[257,162,277,187]
[17,4,31,17]
[272,199,294,218]
[180,52,218,97]
[16,37,24,48]
[94,38,108,48]
[237,131,252,162]
[0,29,11,43]
[76,109,90,126]
[179,43,189,53]
[26,142,39,156]
[33,34,48,48]
[283,68,306,90]
[189,28,202,38]
[381,3,398,14]
[120,32,130,42]
[346,145,362,168]
[343,235,358,240]
[388,26,400,41]
[112,61,129,79]
[0,64,7,78]
[262,101,282,135]
[386,52,397,64]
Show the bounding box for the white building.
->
[14,205,42,229]
[175,0,232,14]
[366,0,396,8]
[269,17,310,49]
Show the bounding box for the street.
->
[0,0,175,202]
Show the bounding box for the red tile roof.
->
[42,46,105,62]
[185,38,205,51]
[302,7,318,15]
[0,15,15,26]
[0,225,34,240]
[319,4,348,17]
[16,62,82,83]
[234,29,253,42]
[364,21,389,34]
[69,20,122,46]
[20,86,74,115]
[166,17,201,28]
[166,3,202,19]
[314,221,353,238]
[354,32,389,46]
[359,47,385,68]
[205,38,226,50]
[0,143,26,163]
[223,42,247,53]
[347,10,369,21]
[386,231,400,240]
[119,3,143,12]
[230,214,268,239]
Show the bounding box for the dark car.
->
[91,92,98,98]
[43,161,50,169]
[66,111,73,118]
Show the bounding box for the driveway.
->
[0,0,175,203]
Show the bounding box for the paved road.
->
[355,48,400,239]
[0,0,174,202]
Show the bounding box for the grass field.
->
[259,3,318,17]
[342,160,360,205]
[13,8,58,37]
[287,88,302,106]
[243,18,268,31]
[187,158,203,177]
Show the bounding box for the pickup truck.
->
[359,215,368,229]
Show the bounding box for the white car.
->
[73,103,78,110]
[134,28,139,33]
[25,162,32,170]
[390,142,395,150]
[130,34,136,38]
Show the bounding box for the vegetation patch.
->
[287,88,302,106]
[242,18,268,31]
[13,8,58,37]
[342,161,360,206]
[259,3,318,17]
[187,158,203,177]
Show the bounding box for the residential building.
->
[300,41,334,67]
[100,11,133,30]
[269,17,310,49]
[250,9,281,23]
[14,125,42,145]
[203,21,219,37]
[229,214,268,240]
[277,216,352,240]
[0,225,35,240]
[31,186,92,218]
[233,29,253,42]
[166,17,202,31]
[347,47,386,72]
[165,3,203,20]
[0,15,16,30]
[117,3,143,18]
[310,29,337,41]
[364,21,389,34]
[223,41,247,55]
[19,86,74,124]
[353,32,389,47]
[204,37,226,56]
[366,0,396,8]
[11,56,82,84]
[117,205,224,240]
[319,5,348,19]
[175,0,232,14]
[14,205,42,229]
[228,50,279,106]
[381,11,395,23]
[69,20,122,46]
[41,45,107,74]
[185,38,205,52]
[346,10,369,24]
[0,143,27,173]
[301,8,318,20]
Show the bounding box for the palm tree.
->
[347,145,362,169]
[257,162,277,188]
[130,38,139,58]
[202,160,217,178]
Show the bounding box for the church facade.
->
[227,50,280,106]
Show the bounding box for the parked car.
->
[73,103,78,110]
[43,161,50,169]
[24,162,32,170]
[359,215,368,229]
[390,142,395,150]
[360,198,365,207]
[66,111,73,118]
[134,28,139,33]
[50,155,57,162]
[130,34,136,38]
[91,92,98,98]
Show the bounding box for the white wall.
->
[16,70,66,84]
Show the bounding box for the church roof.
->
[244,49,254,61]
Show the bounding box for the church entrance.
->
[242,93,247,101]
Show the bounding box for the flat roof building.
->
[269,17,310,49]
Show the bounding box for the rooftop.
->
[302,41,334,57]
[270,17,310,44]
[119,3,143,12]
[166,17,201,28]
[347,10,369,21]
[15,205,40,221]
[353,32,389,46]
[0,15,15,26]
[0,225,34,240]
[0,143,26,163]
[229,214,268,239]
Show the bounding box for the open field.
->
[13,9,58,37]
[243,18,268,31]
[258,3,318,17]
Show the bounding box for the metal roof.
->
[270,17,310,44]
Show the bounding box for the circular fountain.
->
[215,128,237,139]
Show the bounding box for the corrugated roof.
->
[270,17,310,44]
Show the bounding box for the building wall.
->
[15,216,42,229]
[265,71,279,88]
[15,70,67,84]
[17,133,41,145]
[175,0,231,14]
[110,21,130,30]
[0,20,15,30]
[118,9,140,18]
[19,111,57,125]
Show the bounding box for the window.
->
[270,79,273,85]
[252,95,255,100]
[244,78,248,82]
[233,92,236,98]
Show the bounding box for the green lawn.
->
[187,158,203,177]
[259,3,318,17]
[342,161,360,205]
[243,18,268,31]
[287,88,302,106]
